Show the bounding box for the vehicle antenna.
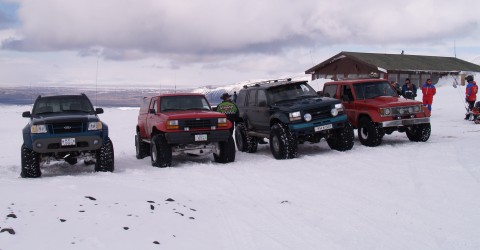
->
[454,40,457,58]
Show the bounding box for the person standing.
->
[465,75,478,120]
[401,78,417,100]
[215,93,239,134]
[233,91,238,103]
[421,79,436,111]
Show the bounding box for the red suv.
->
[323,79,431,146]
[136,93,235,167]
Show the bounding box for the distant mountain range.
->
[0,84,245,107]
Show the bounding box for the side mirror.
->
[317,91,324,97]
[149,109,156,114]
[22,111,31,118]
[258,101,267,107]
[95,108,104,114]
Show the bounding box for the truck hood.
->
[272,97,340,112]
[31,112,99,125]
[356,96,422,108]
[161,110,226,119]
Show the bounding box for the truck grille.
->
[391,106,421,116]
[181,119,213,129]
[305,106,332,120]
[51,122,84,134]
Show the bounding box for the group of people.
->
[390,78,436,111]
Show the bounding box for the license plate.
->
[314,124,333,132]
[195,134,207,141]
[61,138,76,146]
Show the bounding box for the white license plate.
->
[61,138,76,146]
[314,124,333,132]
[195,134,207,141]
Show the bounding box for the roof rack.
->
[242,78,292,89]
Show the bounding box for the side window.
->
[236,91,246,106]
[257,90,267,105]
[150,98,158,113]
[342,85,354,100]
[247,90,256,107]
[323,85,338,98]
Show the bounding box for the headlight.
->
[334,103,344,111]
[217,117,227,127]
[379,108,392,116]
[331,103,344,117]
[304,113,312,122]
[289,111,301,121]
[167,120,179,130]
[31,124,47,133]
[413,105,421,113]
[331,108,339,116]
[88,122,103,130]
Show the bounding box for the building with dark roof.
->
[305,51,480,87]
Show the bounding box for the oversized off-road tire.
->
[214,135,236,163]
[234,122,257,153]
[269,123,297,160]
[406,123,431,142]
[327,122,354,151]
[20,144,41,178]
[95,138,114,172]
[358,117,383,147]
[135,131,149,159]
[151,134,172,168]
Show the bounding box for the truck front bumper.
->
[289,115,348,136]
[381,117,430,128]
[32,136,103,153]
[165,129,231,145]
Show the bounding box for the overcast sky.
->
[1,0,480,88]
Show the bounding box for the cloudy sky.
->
[1,0,479,88]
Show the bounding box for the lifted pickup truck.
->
[21,94,114,178]
[322,78,431,147]
[136,93,235,167]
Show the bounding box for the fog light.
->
[304,113,312,122]
[331,108,339,117]
[93,140,99,145]
[36,143,42,148]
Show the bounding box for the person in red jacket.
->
[422,79,436,111]
[465,75,478,120]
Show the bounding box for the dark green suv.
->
[235,79,354,159]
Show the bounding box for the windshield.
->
[33,96,94,115]
[268,83,318,103]
[353,81,398,99]
[160,95,211,112]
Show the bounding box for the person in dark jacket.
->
[215,93,239,134]
[465,75,478,120]
[422,79,436,111]
[401,78,417,100]
[233,91,237,103]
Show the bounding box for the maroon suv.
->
[323,78,431,146]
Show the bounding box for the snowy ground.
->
[1,80,479,250]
